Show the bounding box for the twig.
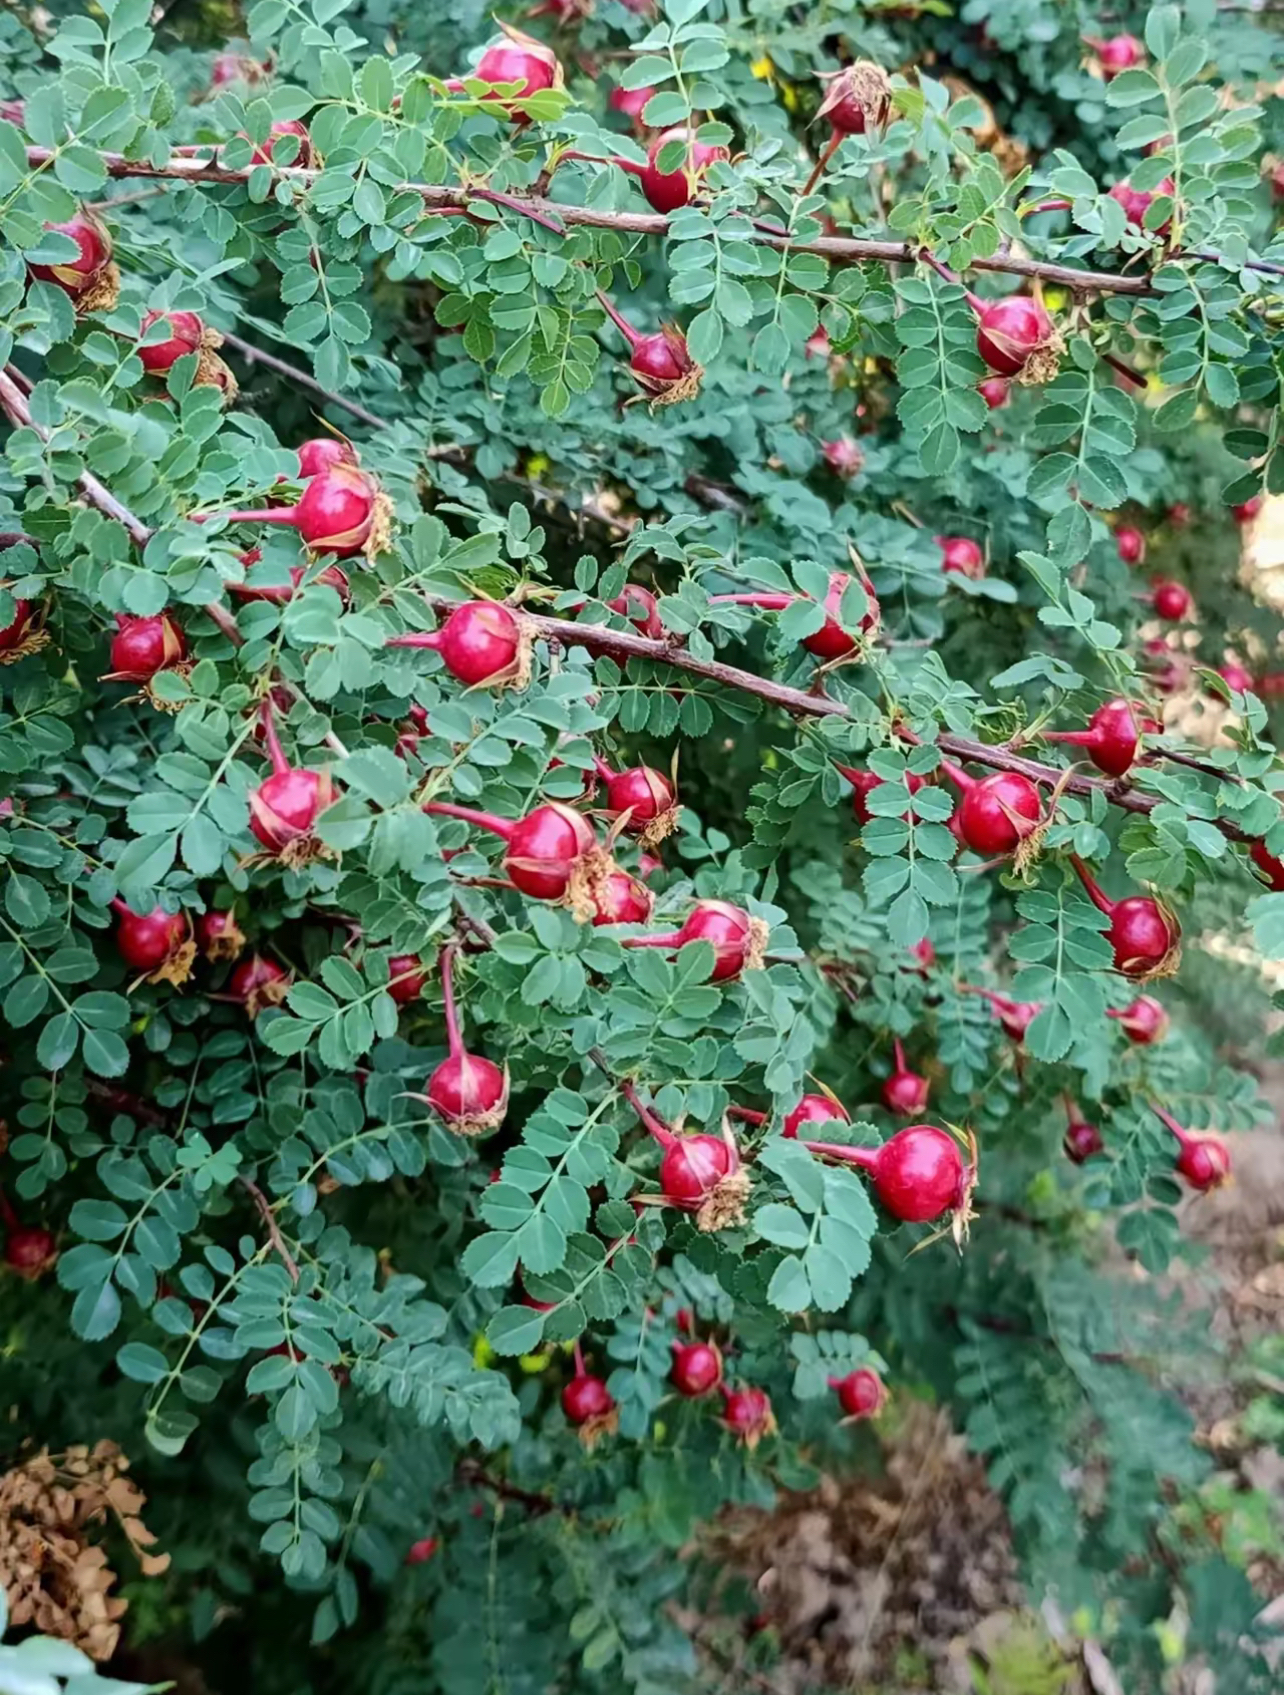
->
[220,331,386,429]
[409,598,1253,843]
[0,365,243,646]
[22,147,1167,296]
[238,1174,300,1284]
[455,1457,567,1516]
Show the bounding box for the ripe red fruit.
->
[978,377,1009,409]
[623,898,767,982]
[623,1084,749,1230]
[963,985,1041,1043]
[388,953,428,1004]
[294,464,382,556]
[639,126,729,214]
[454,27,561,117]
[835,763,925,828]
[105,613,188,685]
[609,84,654,124]
[1214,663,1254,697]
[1063,1101,1104,1164]
[562,1368,615,1425]
[829,1367,886,1420]
[596,762,677,834]
[389,600,525,687]
[805,325,831,360]
[1153,1104,1230,1192]
[718,1384,775,1445]
[297,437,358,479]
[1115,525,1145,565]
[944,764,1041,856]
[1109,178,1174,229]
[1043,697,1144,778]
[424,799,597,902]
[1071,855,1180,979]
[194,909,245,962]
[1250,837,1284,892]
[1107,995,1168,1044]
[803,1124,975,1227]
[112,900,192,980]
[973,294,1057,380]
[0,597,41,660]
[138,310,204,373]
[882,1040,930,1115]
[804,570,878,658]
[246,119,314,167]
[405,1536,438,1566]
[815,61,892,135]
[671,1339,723,1398]
[608,585,663,638]
[229,561,350,604]
[229,953,291,1016]
[1151,580,1191,620]
[424,944,507,1136]
[1097,33,1144,78]
[1233,494,1263,524]
[631,325,702,404]
[28,210,117,308]
[249,703,336,860]
[936,535,985,579]
[589,870,653,927]
[3,1223,56,1278]
[783,1092,850,1140]
[1167,503,1190,526]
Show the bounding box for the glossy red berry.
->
[816,62,892,135]
[802,571,878,658]
[1098,34,1144,78]
[882,1042,930,1116]
[601,765,675,831]
[978,377,1009,409]
[659,1133,736,1209]
[1109,178,1174,228]
[297,437,358,478]
[138,310,205,373]
[246,119,314,167]
[671,1340,723,1398]
[294,464,382,557]
[936,535,985,579]
[589,871,653,927]
[194,909,245,961]
[609,84,654,124]
[114,904,190,974]
[1175,1135,1231,1192]
[427,1052,507,1132]
[829,1367,886,1419]
[505,803,596,901]
[719,1385,775,1443]
[630,326,701,402]
[974,295,1057,380]
[1107,995,1168,1044]
[639,127,729,213]
[783,1092,850,1140]
[107,613,187,683]
[1250,838,1284,892]
[405,1536,439,1566]
[953,771,1041,855]
[1151,580,1191,621]
[4,1224,56,1277]
[249,767,334,853]
[867,1125,969,1223]
[668,900,762,982]
[229,953,291,1016]
[1115,525,1145,565]
[822,437,864,478]
[607,585,663,639]
[562,1371,615,1424]
[28,210,114,300]
[1233,495,1263,525]
[1064,1118,1104,1163]
[836,764,925,828]
[388,953,428,1004]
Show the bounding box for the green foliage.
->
[0,0,1282,1691]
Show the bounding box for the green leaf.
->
[753,1202,811,1248]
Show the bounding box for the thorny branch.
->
[238,1175,300,1284]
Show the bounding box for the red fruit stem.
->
[1151,1102,1188,1146]
[801,129,842,199]
[423,800,516,841]
[109,897,130,918]
[560,148,644,177]
[1070,854,1113,916]
[573,1340,586,1375]
[727,1106,768,1126]
[0,1183,17,1229]
[595,289,641,349]
[260,700,291,777]
[592,754,615,781]
[620,929,684,952]
[939,758,974,792]
[1043,728,1096,747]
[892,1038,906,1071]
[706,593,795,609]
[191,506,301,527]
[801,1139,878,1171]
[438,942,464,1062]
[387,631,444,650]
[618,1077,676,1149]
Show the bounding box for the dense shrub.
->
[1,0,1283,1688]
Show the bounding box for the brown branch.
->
[238,1174,300,1284]
[0,366,243,646]
[411,598,1253,843]
[220,330,386,429]
[454,1458,567,1516]
[23,146,1158,296]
